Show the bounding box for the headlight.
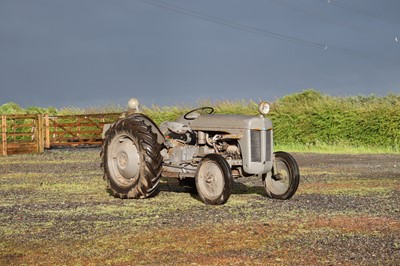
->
[127,98,140,111]
[258,101,270,115]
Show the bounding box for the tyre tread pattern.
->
[101,115,163,199]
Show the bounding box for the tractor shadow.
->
[231,181,266,196]
[159,177,266,203]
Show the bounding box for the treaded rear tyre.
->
[101,115,163,199]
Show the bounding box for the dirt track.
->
[1,149,399,265]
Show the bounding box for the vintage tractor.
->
[101,99,300,205]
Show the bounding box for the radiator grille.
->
[250,130,261,162]
[265,130,272,162]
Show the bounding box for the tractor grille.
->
[250,130,261,162]
[265,129,272,162]
[250,129,273,163]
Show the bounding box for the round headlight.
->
[258,101,270,115]
[127,98,140,111]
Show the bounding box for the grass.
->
[4,215,397,265]
[275,143,400,154]
[299,179,397,196]
[1,149,399,265]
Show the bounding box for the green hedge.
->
[269,90,400,149]
[144,90,400,150]
[2,89,399,150]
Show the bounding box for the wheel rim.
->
[266,160,290,195]
[197,161,225,199]
[107,134,140,187]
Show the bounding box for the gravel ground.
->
[0,149,399,265]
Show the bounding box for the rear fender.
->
[102,114,165,145]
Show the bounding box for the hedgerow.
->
[269,90,400,150]
[1,89,399,150]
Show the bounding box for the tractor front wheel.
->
[195,154,233,205]
[263,151,300,200]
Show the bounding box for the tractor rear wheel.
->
[101,116,163,199]
[263,151,300,200]
[195,154,233,205]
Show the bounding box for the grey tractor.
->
[101,99,300,205]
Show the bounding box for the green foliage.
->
[0,102,25,115]
[0,102,58,115]
[26,106,58,115]
[142,90,400,151]
[57,104,124,115]
[269,90,400,151]
[278,89,324,105]
[142,100,259,125]
[212,99,258,116]
[143,105,191,125]
[84,104,124,114]
[2,89,400,152]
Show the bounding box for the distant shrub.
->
[26,106,58,115]
[0,102,58,115]
[142,90,400,150]
[0,102,25,115]
[143,105,191,125]
[269,90,400,150]
[1,89,399,151]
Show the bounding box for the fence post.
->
[44,114,50,149]
[1,115,7,156]
[36,114,44,153]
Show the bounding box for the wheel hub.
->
[206,172,215,183]
[108,135,141,185]
[266,160,290,195]
[198,162,224,197]
[274,169,288,183]
[117,151,129,169]
[280,169,289,183]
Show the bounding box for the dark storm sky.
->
[0,0,399,108]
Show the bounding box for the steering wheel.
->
[184,107,214,120]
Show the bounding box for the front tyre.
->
[195,154,233,205]
[101,116,163,199]
[263,151,300,200]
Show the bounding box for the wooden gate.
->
[44,113,120,148]
[1,114,45,155]
[1,113,121,155]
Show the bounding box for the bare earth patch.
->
[1,149,399,265]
